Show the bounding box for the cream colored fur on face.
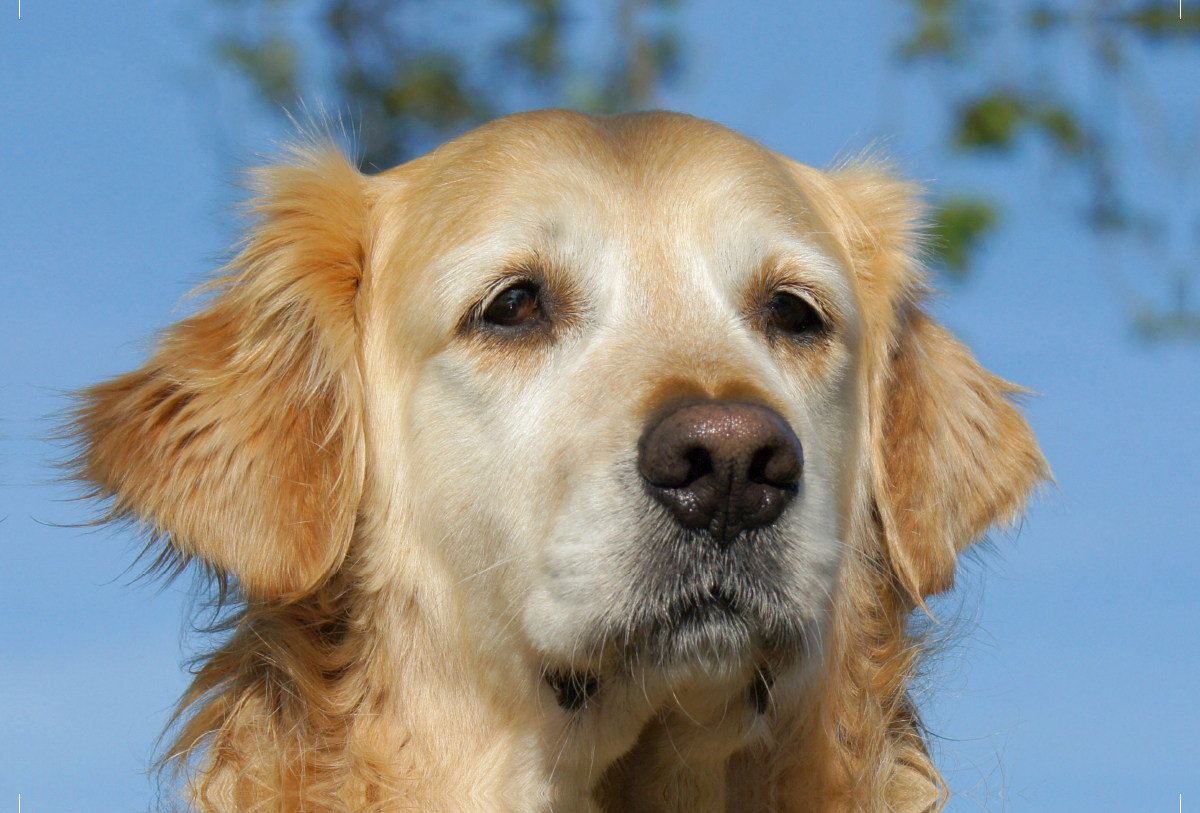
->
[73,110,1047,813]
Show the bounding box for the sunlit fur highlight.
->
[70,110,1047,813]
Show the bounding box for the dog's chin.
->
[540,589,816,714]
[582,588,811,677]
[638,592,757,669]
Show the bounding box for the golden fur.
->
[72,110,1047,812]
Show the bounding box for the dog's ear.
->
[872,305,1047,598]
[823,163,1049,599]
[73,145,368,601]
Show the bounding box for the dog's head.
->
[75,110,1046,805]
[365,114,867,686]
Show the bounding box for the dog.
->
[72,110,1047,812]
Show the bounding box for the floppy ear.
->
[73,145,368,601]
[873,306,1047,597]
[829,163,1049,599]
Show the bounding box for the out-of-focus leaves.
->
[652,31,683,81]
[219,38,297,106]
[929,197,999,279]
[510,0,561,12]
[211,0,683,169]
[503,25,561,79]
[576,1,680,114]
[382,57,491,129]
[1132,307,1200,340]
[899,0,965,60]
[502,0,564,80]
[1030,3,1200,39]
[1035,105,1087,153]
[1123,3,1200,39]
[956,90,1025,150]
[1028,5,1062,31]
[956,91,1088,156]
[897,1,1200,339]
[324,0,365,44]
[1088,199,1130,232]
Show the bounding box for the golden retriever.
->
[72,110,1047,813]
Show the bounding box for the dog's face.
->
[76,110,1047,810]
[361,115,858,690]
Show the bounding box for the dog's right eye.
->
[483,282,543,327]
[767,291,825,338]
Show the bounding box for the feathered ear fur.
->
[873,306,1047,597]
[827,162,1049,598]
[72,145,368,601]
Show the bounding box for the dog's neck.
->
[361,566,783,812]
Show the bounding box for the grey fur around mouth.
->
[596,518,816,670]
[620,584,809,669]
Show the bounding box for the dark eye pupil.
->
[769,292,821,335]
[484,283,541,326]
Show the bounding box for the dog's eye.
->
[767,292,824,337]
[483,282,542,327]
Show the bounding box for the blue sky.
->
[1,2,1197,811]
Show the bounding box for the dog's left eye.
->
[767,292,825,336]
[484,282,543,327]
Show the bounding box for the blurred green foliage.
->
[898,0,971,59]
[955,91,1086,154]
[1033,3,1200,38]
[219,37,298,106]
[900,0,1200,336]
[930,197,1000,279]
[213,0,682,170]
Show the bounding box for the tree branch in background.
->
[898,0,1200,340]
[210,0,682,170]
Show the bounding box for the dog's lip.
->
[670,585,742,621]
[545,668,600,712]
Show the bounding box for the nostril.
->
[643,443,713,489]
[747,446,774,485]
[682,446,713,487]
[748,442,802,489]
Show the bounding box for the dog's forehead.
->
[380,111,818,242]
[369,111,852,337]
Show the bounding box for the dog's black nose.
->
[638,401,802,544]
